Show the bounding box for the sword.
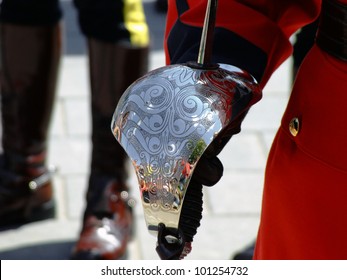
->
[198,0,218,66]
[111,0,261,259]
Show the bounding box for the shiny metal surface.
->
[111,63,261,236]
[289,117,300,137]
[197,0,218,65]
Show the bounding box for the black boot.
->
[0,23,61,227]
[71,39,149,260]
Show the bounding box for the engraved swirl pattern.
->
[112,64,259,220]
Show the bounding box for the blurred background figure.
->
[155,0,168,12]
[0,0,149,260]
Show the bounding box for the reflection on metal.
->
[111,63,261,237]
[289,117,300,136]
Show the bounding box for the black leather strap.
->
[316,0,347,61]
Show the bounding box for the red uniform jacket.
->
[165,0,347,259]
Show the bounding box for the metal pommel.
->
[111,63,262,240]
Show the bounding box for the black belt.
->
[316,0,347,61]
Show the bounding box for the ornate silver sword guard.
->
[111,0,262,259]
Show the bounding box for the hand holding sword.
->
[111,0,262,259]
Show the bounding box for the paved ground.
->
[0,0,292,260]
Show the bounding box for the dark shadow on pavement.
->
[0,241,75,260]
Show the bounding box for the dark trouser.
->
[0,0,149,223]
[0,0,133,43]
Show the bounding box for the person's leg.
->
[71,0,149,260]
[0,0,62,226]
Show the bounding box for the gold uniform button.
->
[289,117,300,136]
